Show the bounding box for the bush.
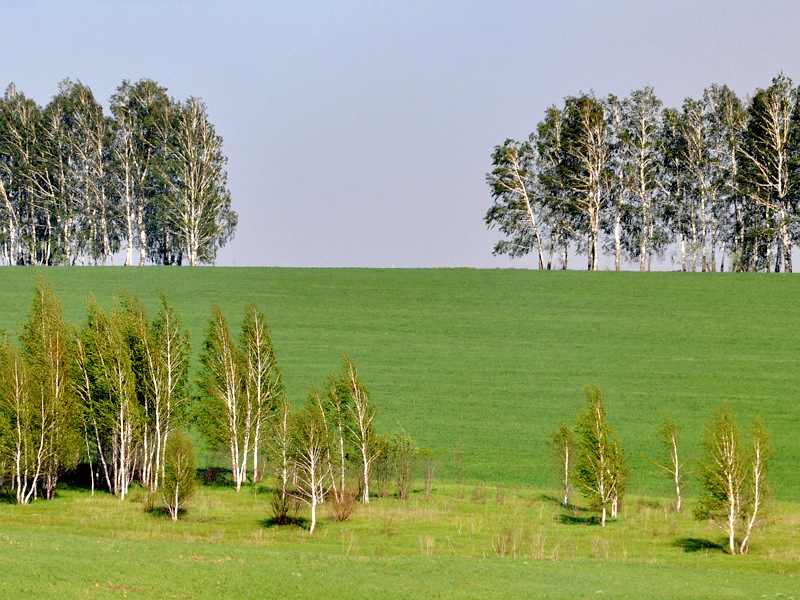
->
[329,489,357,522]
[268,488,299,525]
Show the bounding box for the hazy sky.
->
[3,1,799,268]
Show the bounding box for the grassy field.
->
[1,267,799,499]
[1,484,799,599]
[2,267,800,598]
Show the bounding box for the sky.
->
[3,1,799,268]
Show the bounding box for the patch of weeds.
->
[471,482,487,505]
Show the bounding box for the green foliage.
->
[573,385,628,525]
[19,277,80,499]
[695,404,772,554]
[161,429,197,521]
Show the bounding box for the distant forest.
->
[486,74,800,272]
[0,79,237,266]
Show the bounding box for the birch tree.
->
[695,405,771,555]
[0,85,42,265]
[240,302,282,483]
[341,357,379,503]
[0,336,40,504]
[560,93,611,270]
[676,98,719,271]
[739,418,770,554]
[316,376,351,504]
[485,138,547,268]
[291,400,330,535]
[550,422,575,506]
[51,80,117,265]
[109,79,170,266]
[79,297,140,499]
[655,415,687,512]
[20,277,79,499]
[604,94,629,271]
[573,385,627,526]
[661,107,692,270]
[198,305,249,492]
[161,429,197,521]
[123,292,190,491]
[619,87,665,271]
[155,97,236,266]
[267,394,294,522]
[537,106,577,269]
[391,425,417,501]
[696,405,744,554]
[704,84,746,272]
[737,74,798,272]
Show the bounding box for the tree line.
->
[554,385,770,555]
[0,79,237,267]
[486,74,800,272]
[0,278,417,530]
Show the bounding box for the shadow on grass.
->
[556,513,602,525]
[538,494,594,514]
[674,537,726,553]
[260,516,310,530]
[146,506,188,520]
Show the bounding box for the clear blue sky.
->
[3,1,798,268]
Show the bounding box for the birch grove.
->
[486,74,800,271]
[0,79,236,266]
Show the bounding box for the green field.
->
[1,485,799,599]
[1,267,799,497]
[2,267,800,598]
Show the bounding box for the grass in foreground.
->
[1,482,799,599]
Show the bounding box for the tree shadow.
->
[538,494,594,514]
[260,516,309,530]
[674,537,725,553]
[556,513,601,525]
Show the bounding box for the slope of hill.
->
[1,267,798,498]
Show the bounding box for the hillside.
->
[1,267,798,498]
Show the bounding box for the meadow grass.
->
[1,267,799,500]
[1,482,798,599]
